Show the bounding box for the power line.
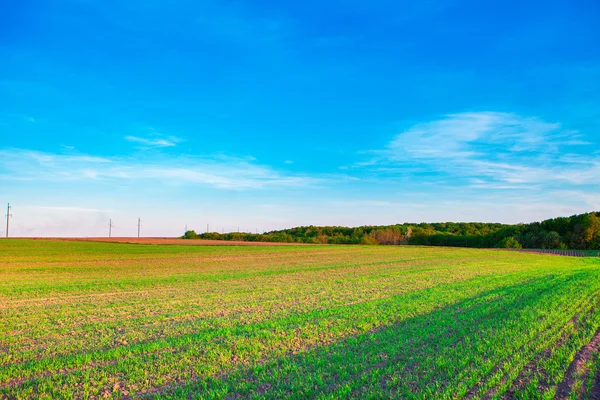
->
[5,203,12,238]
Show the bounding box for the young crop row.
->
[0,240,599,399]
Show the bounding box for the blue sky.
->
[1,0,599,236]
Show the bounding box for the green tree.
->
[360,235,379,245]
[581,213,600,248]
[540,231,561,249]
[182,230,198,239]
[496,237,522,249]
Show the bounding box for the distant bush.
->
[360,235,379,245]
[496,237,522,249]
[317,234,328,244]
[182,230,198,239]
[369,228,405,245]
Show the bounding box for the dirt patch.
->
[22,237,312,246]
[511,249,599,258]
[592,368,600,400]
[555,327,600,399]
[467,299,595,400]
[503,313,588,399]
[465,310,579,399]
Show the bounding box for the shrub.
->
[496,236,522,249]
[360,235,379,245]
[369,228,404,245]
[182,230,198,239]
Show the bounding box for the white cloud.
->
[331,200,429,208]
[387,112,569,160]
[124,135,180,147]
[552,191,600,210]
[0,149,318,190]
[27,205,111,213]
[468,178,540,190]
[387,112,501,160]
[366,111,598,187]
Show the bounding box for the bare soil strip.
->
[463,297,591,400]
[513,249,599,258]
[592,368,600,400]
[15,237,311,246]
[555,327,600,399]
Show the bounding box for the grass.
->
[1,239,599,399]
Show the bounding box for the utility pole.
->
[108,219,114,238]
[5,203,12,238]
[137,218,141,238]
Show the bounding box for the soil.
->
[555,327,600,399]
[21,237,311,246]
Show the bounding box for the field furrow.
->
[1,239,599,399]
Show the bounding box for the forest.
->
[183,212,600,250]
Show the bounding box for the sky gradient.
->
[1,0,599,237]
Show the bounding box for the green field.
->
[1,240,600,399]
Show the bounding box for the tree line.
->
[182,212,600,250]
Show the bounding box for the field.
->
[1,240,600,399]
[22,238,309,246]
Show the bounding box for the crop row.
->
[1,240,599,399]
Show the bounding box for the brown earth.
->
[555,327,600,400]
[19,237,312,246]
[592,369,600,400]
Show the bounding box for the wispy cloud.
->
[124,135,180,148]
[357,111,598,188]
[552,191,600,210]
[0,149,318,190]
[27,205,111,213]
[386,111,581,159]
[331,200,429,208]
